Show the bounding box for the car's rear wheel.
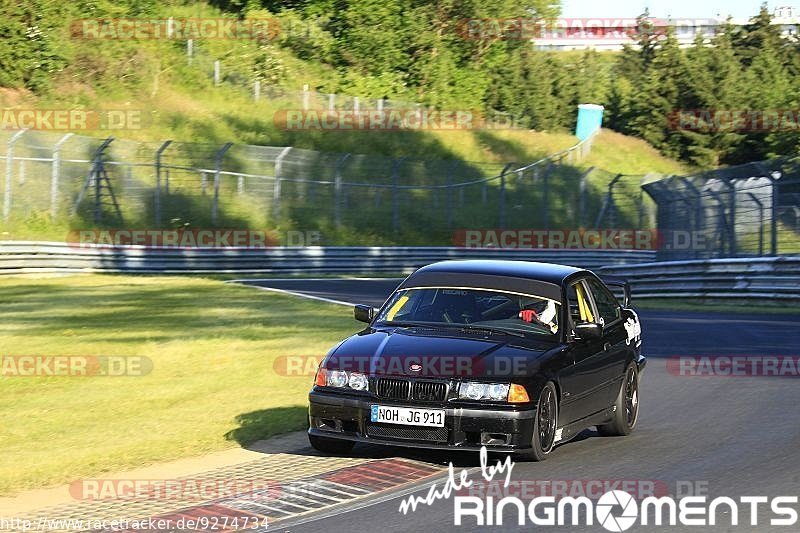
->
[598,364,640,436]
[308,434,355,454]
[524,382,558,461]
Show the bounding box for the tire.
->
[523,382,559,461]
[308,434,355,454]
[597,364,640,437]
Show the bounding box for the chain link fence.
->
[643,158,800,260]
[0,129,603,244]
[4,126,798,255]
[187,38,520,126]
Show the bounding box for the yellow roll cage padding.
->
[575,282,595,323]
[385,294,410,321]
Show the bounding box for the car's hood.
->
[326,327,557,380]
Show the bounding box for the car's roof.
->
[412,260,587,285]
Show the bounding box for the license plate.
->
[370,405,445,427]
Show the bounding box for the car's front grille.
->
[375,378,448,402]
[412,381,448,401]
[366,423,449,442]
[376,378,411,400]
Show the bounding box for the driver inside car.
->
[518,299,558,334]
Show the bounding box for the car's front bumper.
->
[308,390,537,453]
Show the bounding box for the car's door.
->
[558,278,611,423]
[584,276,630,406]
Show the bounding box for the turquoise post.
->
[575,104,604,140]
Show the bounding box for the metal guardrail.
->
[2,242,795,301]
[0,242,653,275]
[599,257,800,300]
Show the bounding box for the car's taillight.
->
[508,383,530,403]
[315,367,327,387]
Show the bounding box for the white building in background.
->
[533,6,799,51]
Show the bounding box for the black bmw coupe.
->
[308,260,645,460]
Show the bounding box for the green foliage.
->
[610,7,800,166]
[0,0,67,91]
[1,1,797,167]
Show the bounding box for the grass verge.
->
[0,275,357,496]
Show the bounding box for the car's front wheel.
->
[308,434,355,454]
[597,364,640,436]
[524,382,558,461]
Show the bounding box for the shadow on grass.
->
[224,406,309,447]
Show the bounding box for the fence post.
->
[303,84,309,110]
[722,178,737,256]
[334,153,351,229]
[746,192,764,256]
[4,129,27,221]
[594,173,622,228]
[542,163,555,231]
[273,147,291,220]
[354,97,360,115]
[254,80,261,101]
[214,61,221,86]
[212,142,233,226]
[391,157,407,233]
[50,132,73,219]
[446,162,455,230]
[770,173,779,256]
[328,93,335,112]
[578,167,593,227]
[498,163,516,229]
[187,39,193,64]
[154,140,172,227]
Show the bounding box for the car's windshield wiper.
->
[430,323,526,338]
[377,320,435,328]
[378,320,527,338]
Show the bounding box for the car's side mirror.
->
[574,322,602,341]
[354,304,376,323]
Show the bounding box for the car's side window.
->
[567,279,597,326]
[586,278,621,326]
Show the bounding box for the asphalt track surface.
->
[239,278,800,532]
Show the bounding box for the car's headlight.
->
[315,369,369,391]
[459,382,510,401]
[328,370,348,388]
[348,372,368,391]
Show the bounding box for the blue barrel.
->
[575,104,604,140]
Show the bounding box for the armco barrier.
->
[599,257,800,300]
[0,242,654,275]
[1,242,796,300]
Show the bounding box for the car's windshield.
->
[374,287,560,337]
